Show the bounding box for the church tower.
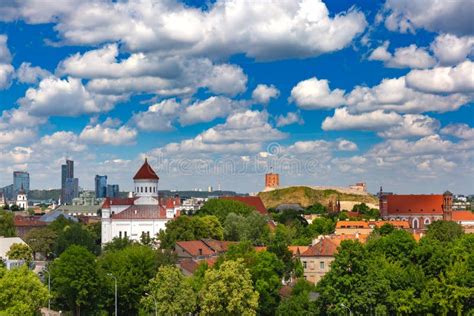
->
[133,158,160,205]
[442,190,453,221]
[16,185,28,210]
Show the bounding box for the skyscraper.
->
[61,159,77,204]
[64,178,79,204]
[106,184,120,198]
[13,171,30,197]
[95,175,108,198]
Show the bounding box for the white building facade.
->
[101,159,181,244]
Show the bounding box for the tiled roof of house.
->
[301,238,338,257]
[178,257,218,274]
[288,246,309,256]
[176,240,215,257]
[103,197,137,208]
[452,211,474,221]
[201,239,237,253]
[111,205,167,219]
[336,221,370,229]
[14,215,47,227]
[386,194,444,215]
[221,196,268,214]
[371,220,410,228]
[133,158,159,180]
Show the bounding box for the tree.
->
[6,243,32,264]
[0,210,15,237]
[197,199,255,222]
[50,245,101,315]
[199,259,259,316]
[304,203,326,215]
[0,265,48,316]
[24,227,57,259]
[223,212,270,245]
[141,265,196,315]
[98,244,165,315]
[220,242,285,315]
[159,215,224,249]
[54,223,99,256]
[276,279,317,316]
[425,220,464,243]
[102,236,134,253]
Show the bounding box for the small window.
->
[198,249,203,256]
[320,261,325,269]
[303,261,307,269]
[119,231,122,238]
[145,187,148,193]
[124,231,127,237]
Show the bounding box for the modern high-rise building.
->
[64,178,79,205]
[61,159,77,204]
[106,184,120,198]
[13,171,30,197]
[95,175,108,198]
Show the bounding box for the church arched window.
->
[412,218,419,229]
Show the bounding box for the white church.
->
[101,159,181,245]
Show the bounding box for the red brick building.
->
[265,173,279,189]
[379,189,453,229]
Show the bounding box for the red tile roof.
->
[301,238,338,257]
[14,215,47,227]
[288,246,309,256]
[104,197,137,207]
[201,239,237,253]
[452,211,474,221]
[386,194,444,215]
[221,196,268,214]
[179,257,218,274]
[133,158,159,180]
[371,220,410,229]
[111,205,167,219]
[336,221,370,229]
[176,240,215,257]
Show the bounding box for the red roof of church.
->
[102,197,136,208]
[221,196,268,214]
[452,211,474,221]
[111,205,167,219]
[386,194,444,215]
[133,159,159,180]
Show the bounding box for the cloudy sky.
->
[0,0,473,194]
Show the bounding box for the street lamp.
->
[145,292,157,316]
[341,303,353,316]
[107,273,118,316]
[42,267,51,311]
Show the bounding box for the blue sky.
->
[0,0,473,194]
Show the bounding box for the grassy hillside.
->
[258,186,378,209]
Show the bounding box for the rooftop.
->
[133,158,159,180]
[221,196,268,214]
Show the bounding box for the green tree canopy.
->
[98,244,168,315]
[141,265,196,315]
[50,245,101,315]
[425,220,464,243]
[0,210,15,237]
[24,227,57,259]
[196,199,255,222]
[159,215,224,249]
[54,222,99,256]
[102,236,134,253]
[199,259,259,315]
[224,212,270,245]
[6,243,32,264]
[0,265,48,316]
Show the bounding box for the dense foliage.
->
[0,210,15,237]
[196,199,256,222]
[0,265,48,316]
[283,222,474,315]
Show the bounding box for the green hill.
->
[258,186,378,209]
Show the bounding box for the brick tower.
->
[265,173,280,190]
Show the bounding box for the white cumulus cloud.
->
[290,77,346,109]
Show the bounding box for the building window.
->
[141,187,143,193]
[124,231,127,237]
[412,218,419,229]
[303,261,307,269]
[153,187,156,193]
[119,231,122,238]
[424,218,431,225]
[320,261,325,270]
